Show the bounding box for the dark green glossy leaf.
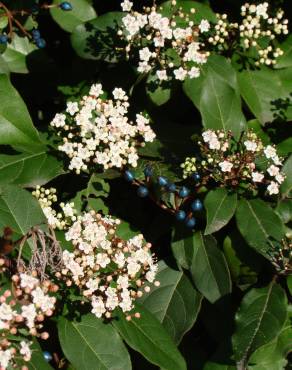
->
[113,305,187,370]
[235,199,285,257]
[232,281,287,364]
[58,314,132,370]
[204,188,237,235]
[0,184,46,240]
[51,0,97,33]
[189,232,232,303]
[183,55,246,137]
[237,67,292,124]
[275,199,292,224]
[0,150,63,187]
[0,74,40,147]
[275,35,292,69]
[138,260,202,343]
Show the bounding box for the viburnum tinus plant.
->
[0,0,291,369]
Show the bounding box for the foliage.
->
[0,0,291,369]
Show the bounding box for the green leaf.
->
[247,120,270,145]
[0,35,37,74]
[71,12,123,61]
[113,305,187,370]
[138,260,202,344]
[0,74,40,147]
[237,67,292,124]
[204,188,237,235]
[275,35,292,69]
[146,72,171,106]
[247,317,292,370]
[0,184,46,240]
[50,0,97,33]
[277,137,292,157]
[183,55,246,137]
[281,155,292,198]
[275,199,292,224]
[232,281,287,364]
[235,199,285,257]
[171,228,196,270]
[58,314,131,370]
[0,150,63,187]
[189,232,232,303]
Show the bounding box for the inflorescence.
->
[50,84,155,174]
[181,129,285,196]
[58,211,159,319]
[0,272,58,369]
[117,1,288,82]
[32,186,77,230]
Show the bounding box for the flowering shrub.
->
[0,0,291,370]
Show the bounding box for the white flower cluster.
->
[118,1,210,82]
[32,186,77,230]
[208,3,288,66]
[0,273,58,369]
[51,84,155,174]
[59,211,159,319]
[181,130,285,195]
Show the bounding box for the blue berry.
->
[144,165,153,177]
[124,170,134,182]
[192,173,201,182]
[157,176,168,187]
[0,35,8,45]
[43,351,53,362]
[60,1,73,10]
[191,199,203,212]
[175,210,186,221]
[185,217,196,228]
[32,29,41,40]
[179,186,190,198]
[137,186,149,198]
[35,38,46,48]
[167,183,176,192]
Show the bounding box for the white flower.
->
[0,349,12,369]
[91,296,106,318]
[121,0,133,12]
[267,181,279,195]
[20,273,39,290]
[112,88,127,101]
[156,70,168,81]
[173,67,187,81]
[264,145,277,159]
[20,341,32,361]
[252,171,264,183]
[199,19,210,33]
[89,84,103,97]
[21,304,37,328]
[267,165,280,177]
[256,3,268,19]
[66,102,79,116]
[244,140,258,152]
[275,173,285,184]
[188,67,200,78]
[139,47,152,62]
[51,113,66,128]
[0,303,14,321]
[137,61,151,73]
[219,161,233,172]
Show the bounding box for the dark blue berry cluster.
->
[124,166,203,229]
[0,34,8,45]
